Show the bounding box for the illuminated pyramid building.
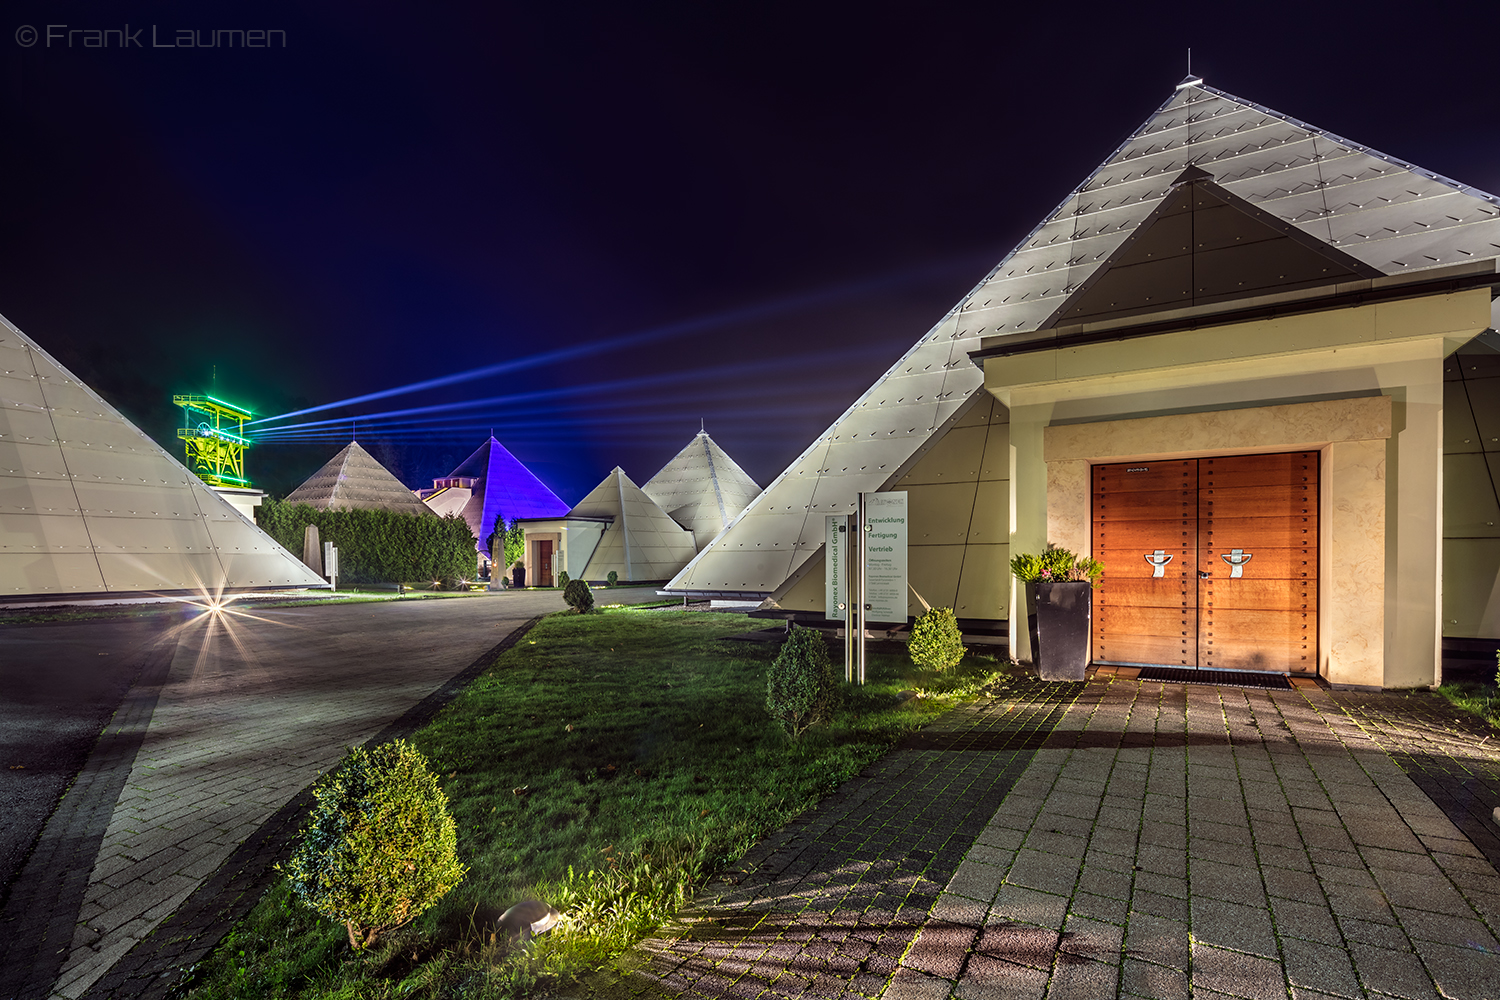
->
[664,76,1500,689]
[517,467,696,585]
[285,441,433,516]
[419,435,569,570]
[0,313,326,599]
[642,429,761,551]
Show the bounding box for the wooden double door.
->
[1092,452,1318,673]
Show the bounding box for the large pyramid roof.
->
[642,430,761,550]
[666,77,1500,596]
[434,436,570,552]
[285,441,432,515]
[0,313,327,599]
[570,467,697,582]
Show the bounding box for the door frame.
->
[1031,396,1395,684]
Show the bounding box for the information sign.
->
[863,491,908,622]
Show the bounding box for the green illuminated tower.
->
[174,394,252,487]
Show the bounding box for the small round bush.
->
[283,740,467,950]
[557,570,571,589]
[766,625,841,739]
[606,570,618,588]
[564,577,595,614]
[909,607,965,671]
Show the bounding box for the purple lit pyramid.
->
[421,436,569,558]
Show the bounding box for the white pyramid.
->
[642,431,760,551]
[285,441,432,515]
[666,77,1500,596]
[0,313,328,598]
[570,467,697,583]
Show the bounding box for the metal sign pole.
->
[857,492,867,685]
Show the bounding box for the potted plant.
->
[1010,545,1103,681]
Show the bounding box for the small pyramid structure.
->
[666,76,1500,597]
[0,313,327,598]
[642,430,761,550]
[285,441,433,515]
[423,436,570,556]
[570,467,697,582]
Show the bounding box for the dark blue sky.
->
[3,1,1496,502]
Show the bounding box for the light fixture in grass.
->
[281,739,467,950]
[909,607,964,671]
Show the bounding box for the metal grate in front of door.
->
[1134,666,1294,690]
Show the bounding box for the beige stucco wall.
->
[985,287,1491,687]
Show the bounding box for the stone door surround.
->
[1042,396,1391,688]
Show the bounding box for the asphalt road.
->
[0,613,178,897]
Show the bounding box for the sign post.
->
[825,514,852,682]
[857,491,908,685]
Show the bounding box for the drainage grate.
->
[1134,666,1294,690]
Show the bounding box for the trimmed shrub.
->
[909,607,965,671]
[766,626,841,739]
[606,570,618,588]
[557,570,571,589]
[564,577,594,614]
[282,740,466,950]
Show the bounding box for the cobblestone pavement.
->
[600,672,1500,1000]
[0,590,665,1000]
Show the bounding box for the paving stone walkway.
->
[599,673,1500,1000]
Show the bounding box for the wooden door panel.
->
[1199,546,1315,579]
[1199,452,1318,488]
[1095,548,1195,581]
[1202,516,1316,547]
[1093,460,1198,493]
[1097,578,1195,609]
[1093,605,1196,638]
[1202,580,1317,611]
[1095,520,1197,547]
[1096,491,1197,518]
[1199,485,1316,518]
[1200,639,1314,672]
[1095,633,1195,666]
[1091,452,1318,673]
[1202,609,1314,642]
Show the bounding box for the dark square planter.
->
[1023,581,1092,681]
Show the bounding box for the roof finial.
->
[1187,47,1191,77]
[352,420,356,442]
[700,418,705,434]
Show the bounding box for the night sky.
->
[3,2,1496,503]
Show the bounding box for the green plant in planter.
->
[1010,545,1103,586]
[282,740,466,950]
[909,607,965,671]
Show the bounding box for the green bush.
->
[909,607,965,671]
[766,626,841,739]
[557,570,571,589]
[257,498,476,586]
[282,740,466,951]
[563,577,594,614]
[606,570,618,588]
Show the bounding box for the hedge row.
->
[257,497,478,585]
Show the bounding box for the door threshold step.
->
[1133,666,1294,690]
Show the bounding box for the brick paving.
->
[597,673,1500,1000]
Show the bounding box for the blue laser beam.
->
[247,253,991,428]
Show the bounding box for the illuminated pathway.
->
[0,589,654,1000]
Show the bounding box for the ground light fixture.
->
[497,899,561,940]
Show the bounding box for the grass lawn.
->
[181,608,1016,999]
